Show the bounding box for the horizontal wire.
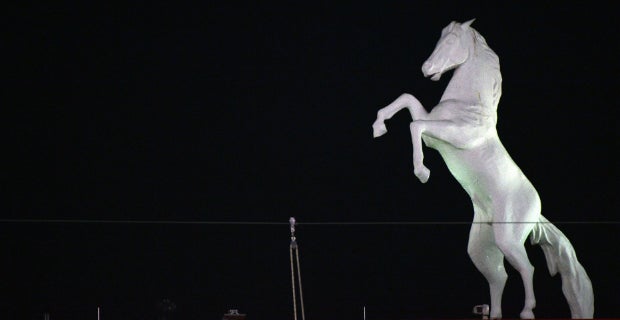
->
[0,219,286,225]
[301,221,620,225]
[0,219,619,225]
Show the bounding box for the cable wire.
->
[0,219,619,225]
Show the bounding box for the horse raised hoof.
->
[372,120,388,138]
[414,166,430,183]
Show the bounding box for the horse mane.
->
[468,26,502,109]
[446,22,501,78]
[469,27,500,75]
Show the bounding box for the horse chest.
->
[440,148,479,184]
[424,137,476,180]
[429,140,504,194]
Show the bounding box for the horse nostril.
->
[422,61,435,75]
[421,61,430,73]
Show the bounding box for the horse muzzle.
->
[422,61,442,81]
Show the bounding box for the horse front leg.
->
[373,93,428,138]
[409,121,431,183]
[409,118,487,183]
[409,119,460,183]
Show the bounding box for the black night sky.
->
[5,2,619,320]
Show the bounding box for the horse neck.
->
[441,45,502,112]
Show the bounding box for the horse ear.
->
[461,18,476,30]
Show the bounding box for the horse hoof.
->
[372,120,387,138]
[414,167,430,183]
[519,310,534,319]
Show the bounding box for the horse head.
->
[422,19,475,81]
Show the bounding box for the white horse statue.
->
[372,19,593,319]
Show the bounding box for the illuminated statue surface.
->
[372,19,593,319]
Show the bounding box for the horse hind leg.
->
[493,222,537,319]
[373,93,428,137]
[468,210,508,319]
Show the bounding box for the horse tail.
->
[530,215,594,318]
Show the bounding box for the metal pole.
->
[290,217,298,320]
[295,246,305,320]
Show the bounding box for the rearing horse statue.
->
[372,19,593,319]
